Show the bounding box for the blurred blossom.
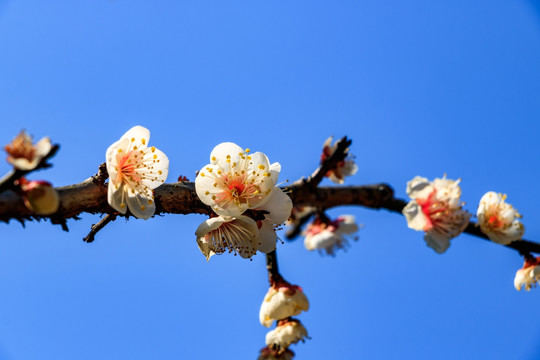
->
[321,136,357,184]
[266,318,308,353]
[5,130,52,170]
[514,257,540,291]
[258,346,295,360]
[477,191,524,245]
[304,215,359,255]
[403,175,471,254]
[106,126,169,220]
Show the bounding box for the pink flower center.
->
[216,173,260,206]
[416,189,449,231]
[487,215,503,229]
[115,150,142,185]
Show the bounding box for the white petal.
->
[424,231,451,254]
[120,125,150,146]
[210,142,244,168]
[195,216,230,237]
[341,160,358,177]
[336,215,359,234]
[406,176,431,199]
[256,220,277,253]
[141,148,169,189]
[105,137,130,179]
[269,162,281,184]
[10,158,35,170]
[107,181,127,214]
[34,137,52,158]
[126,190,155,220]
[258,188,292,225]
[402,201,429,231]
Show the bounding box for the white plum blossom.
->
[266,319,308,353]
[477,191,524,245]
[259,278,309,328]
[106,126,169,220]
[4,130,52,170]
[195,142,280,217]
[514,257,540,291]
[195,215,259,260]
[304,215,359,256]
[402,176,471,254]
[321,136,358,184]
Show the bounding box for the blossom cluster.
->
[403,175,525,254]
[258,276,310,357]
[194,142,292,260]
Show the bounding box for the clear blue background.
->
[0,1,539,359]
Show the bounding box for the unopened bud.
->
[20,180,59,215]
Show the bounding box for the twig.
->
[293,136,352,188]
[83,214,117,243]
[266,250,280,280]
[285,207,317,240]
[0,144,60,194]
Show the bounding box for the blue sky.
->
[0,1,540,359]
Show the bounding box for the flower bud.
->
[265,318,308,353]
[258,346,295,360]
[260,278,309,328]
[20,180,59,215]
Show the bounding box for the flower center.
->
[115,150,142,185]
[487,214,503,229]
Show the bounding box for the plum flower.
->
[195,142,280,217]
[402,176,471,254]
[266,318,308,353]
[477,191,524,245]
[106,126,169,220]
[514,257,540,291]
[4,130,52,170]
[258,346,295,360]
[259,277,309,328]
[321,136,357,184]
[304,215,359,256]
[195,215,259,260]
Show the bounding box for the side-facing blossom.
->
[321,136,357,184]
[4,130,52,170]
[304,215,359,256]
[259,277,309,328]
[195,142,280,217]
[514,257,540,291]
[258,346,295,360]
[254,187,293,253]
[402,176,471,254]
[18,178,59,215]
[477,191,524,245]
[195,215,259,260]
[266,318,308,353]
[106,126,169,220]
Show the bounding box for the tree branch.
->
[0,173,538,255]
